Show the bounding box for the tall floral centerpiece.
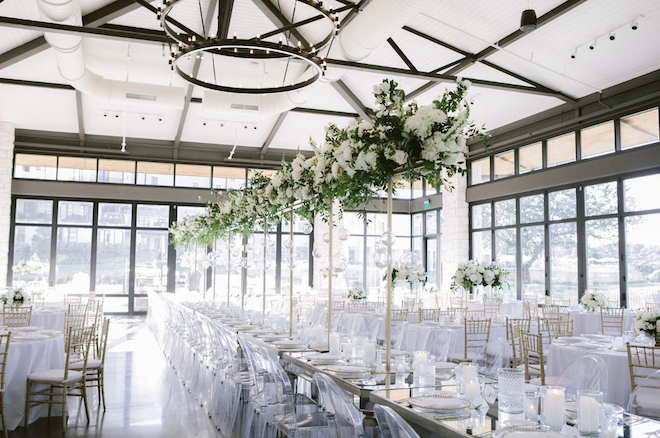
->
[633,308,660,346]
[580,291,608,312]
[12,254,47,300]
[450,260,509,299]
[1,287,30,306]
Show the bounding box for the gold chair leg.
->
[62,385,67,431]
[81,380,90,423]
[100,372,106,411]
[24,381,31,429]
[0,392,7,438]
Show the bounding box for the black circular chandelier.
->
[157,0,339,94]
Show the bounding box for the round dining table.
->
[546,336,632,408]
[567,309,636,335]
[30,307,66,331]
[4,332,66,430]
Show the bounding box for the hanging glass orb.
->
[261,236,275,247]
[322,232,331,243]
[374,241,387,254]
[397,251,421,273]
[312,247,324,259]
[301,222,313,235]
[380,230,397,246]
[373,251,391,269]
[332,254,347,272]
[240,257,250,269]
[283,238,293,249]
[337,227,349,241]
[263,258,272,270]
[230,247,242,258]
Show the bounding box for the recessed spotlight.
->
[202,119,207,126]
[570,49,577,59]
[114,112,120,118]
[103,111,108,117]
[589,40,597,50]
[140,114,146,120]
[157,115,163,122]
[609,32,616,41]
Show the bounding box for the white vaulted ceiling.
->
[1,0,659,166]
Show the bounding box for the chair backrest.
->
[96,317,110,362]
[466,309,485,320]
[508,323,524,368]
[540,304,561,318]
[425,329,456,362]
[521,331,546,385]
[2,305,32,327]
[374,405,421,438]
[313,373,364,437]
[600,307,624,335]
[0,333,10,392]
[547,318,574,340]
[64,325,95,380]
[627,344,660,393]
[483,298,501,319]
[391,309,408,322]
[627,368,660,420]
[463,318,491,360]
[472,337,510,378]
[402,297,417,311]
[554,354,608,401]
[419,308,437,322]
[506,317,531,339]
[63,294,84,308]
[449,296,465,308]
[65,303,88,332]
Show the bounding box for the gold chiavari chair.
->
[523,294,539,318]
[402,296,417,311]
[627,344,660,418]
[391,309,408,322]
[646,302,658,312]
[452,318,491,362]
[600,307,625,336]
[521,331,547,385]
[419,308,437,322]
[540,304,561,318]
[508,323,525,369]
[330,300,345,311]
[1,305,32,327]
[506,317,531,340]
[72,318,110,410]
[64,303,88,337]
[466,309,485,320]
[548,318,574,340]
[449,296,465,309]
[347,301,368,313]
[483,297,501,320]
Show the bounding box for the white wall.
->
[440,174,469,294]
[0,123,14,288]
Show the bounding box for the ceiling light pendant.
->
[520,9,537,32]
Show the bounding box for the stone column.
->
[440,173,469,294]
[0,123,14,288]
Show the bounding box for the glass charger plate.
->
[257,334,289,341]
[493,430,564,437]
[273,340,307,348]
[556,336,588,343]
[12,334,50,341]
[305,353,343,361]
[572,342,604,350]
[408,395,470,412]
[581,334,614,342]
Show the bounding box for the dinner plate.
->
[305,353,343,362]
[273,340,307,348]
[556,336,587,343]
[572,342,604,350]
[581,334,614,342]
[10,326,42,332]
[388,349,409,357]
[408,395,470,412]
[256,334,289,341]
[323,365,371,377]
[493,430,564,437]
[12,334,49,341]
[38,329,62,336]
[243,329,272,335]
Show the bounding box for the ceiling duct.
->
[36,0,433,117]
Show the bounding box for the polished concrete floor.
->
[13,316,224,438]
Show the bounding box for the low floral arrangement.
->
[580,291,608,311]
[450,260,510,293]
[319,267,337,279]
[347,287,367,301]
[633,308,660,343]
[1,287,30,306]
[13,254,46,276]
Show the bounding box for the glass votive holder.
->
[497,368,525,413]
[524,390,540,421]
[541,385,566,432]
[577,389,603,436]
[601,405,619,438]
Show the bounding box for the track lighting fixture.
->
[609,32,615,41]
[140,114,146,120]
[520,9,537,32]
[589,40,596,50]
[202,119,207,126]
[631,20,638,30]
[570,49,577,59]
[157,115,163,122]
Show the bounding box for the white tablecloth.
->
[567,310,635,335]
[30,307,65,331]
[5,335,66,430]
[547,339,630,408]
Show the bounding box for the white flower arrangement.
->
[580,291,608,311]
[13,254,46,276]
[2,287,30,306]
[450,260,510,293]
[633,308,660,340]
[347,287,367,301]
[386,265,426,285]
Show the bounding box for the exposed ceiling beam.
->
[217,0,235,39]
[387,38,417,72]
[330,80,373,122]
[261,112,288,155]
[0,0,141,70]
[402,25,472,58]
[0,77,73,90]
[250,0,309,47]
[172,0,218,158]
[340,0,372,29]
[75,90,85,148]
[326,58,570,100]
[407,0,588,100]
[290,107,358,118]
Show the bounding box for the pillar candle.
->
[364,343,375,366]
[464,380,480,401]
[314,324,325,346]
[579,395,601,434]
[329,332,340,355]
[543,387,565,429]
